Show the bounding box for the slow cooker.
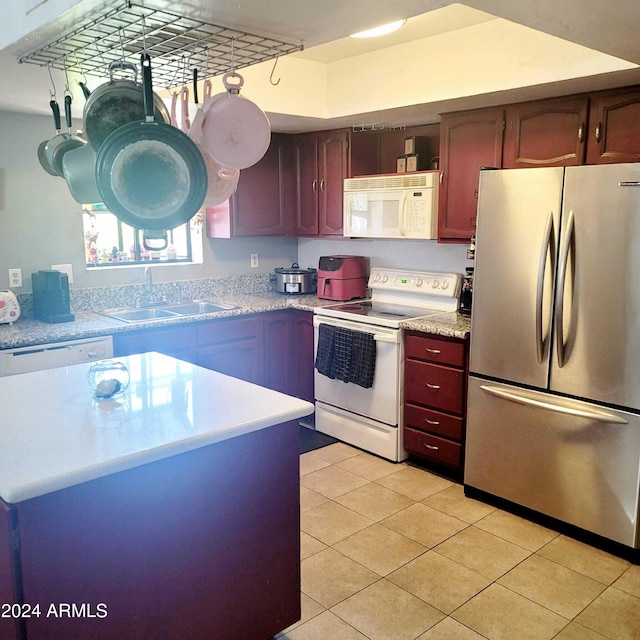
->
[271,263,317,295]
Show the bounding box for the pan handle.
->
[50,99,61,133]
[109,60,138,82]
[142,230,168,251]
[64,94,73,132]
[141,53,154,122]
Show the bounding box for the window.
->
[82,205,203,267]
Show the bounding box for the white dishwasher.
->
[0,336,113,376]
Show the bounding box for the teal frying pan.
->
[95,54,207,233]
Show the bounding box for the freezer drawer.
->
[465,376,640,548]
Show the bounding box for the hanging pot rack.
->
[17,1,304,88]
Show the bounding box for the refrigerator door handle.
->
[535,212,555,363]
[555,209,575,367]
[480,384,629,424]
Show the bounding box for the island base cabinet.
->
[1,421,301,640]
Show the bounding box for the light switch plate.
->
[51,263,74,284]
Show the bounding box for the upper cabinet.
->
[293,129,379,236]
[438,107,504,242]
[206,133,294,238]
[503,95,589,168]
[586,87,640,164]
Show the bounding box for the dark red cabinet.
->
[438,107,504,242]
[503,96,589,168]
[403,331,469,473]
[0,421,301,640]
[263,310,314,402]
[206,133,294,237]
[196,316,265,386]
[586,87,640,164]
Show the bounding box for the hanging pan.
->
[44,94,86,176]
[83,60,170,151]
[189,70,239,207]
[200,71,271,170]
[38,99,61,176]
[95,54,207,237]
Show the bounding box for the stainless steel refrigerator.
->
[465,163,640,549]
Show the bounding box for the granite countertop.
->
[0,292,469,349]
[400,312,471,340]
[0,351,314,503]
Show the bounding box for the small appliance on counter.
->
[0,290,21,324]
[317,255,368,301]
[271,263,317,295]
[31,270,75,323]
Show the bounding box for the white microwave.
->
[343,172,439,239]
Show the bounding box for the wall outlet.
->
[250,253,259,268]
[8,268,22,288]
[51,263,74,284]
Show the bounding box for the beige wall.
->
[0,110,298,292]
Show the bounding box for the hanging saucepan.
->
[200,71,271,170]
[95,54,207,246]
[83,60,170,151]
[62,144,101,204]
[44,94,86,176]
[189,70,239,206]
[38,99,61,176]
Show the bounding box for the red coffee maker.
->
[317,255,368,301]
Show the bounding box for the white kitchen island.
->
[0,352,313,640]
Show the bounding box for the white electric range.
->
[313,268,461,461]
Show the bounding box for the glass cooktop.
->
[317,300,446,327]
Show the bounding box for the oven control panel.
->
[369,268,460,297]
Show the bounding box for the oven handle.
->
[313,315,400,343]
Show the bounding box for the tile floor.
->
[276,442,640,640]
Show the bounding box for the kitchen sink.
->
[99,300,238,323]
[160,301,237,315]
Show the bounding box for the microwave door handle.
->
[398,191,408,237]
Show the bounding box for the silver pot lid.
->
[273,262,317,275]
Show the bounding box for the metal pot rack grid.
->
[17,1,304,88]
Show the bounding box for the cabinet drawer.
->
[404,403,463,441]
[405,334,465,367]
[405,360,464,414]
[404,427,462,469]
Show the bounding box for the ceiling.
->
[2,0,640,131]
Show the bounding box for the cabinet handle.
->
[578,123,584,142]
[312,180,317,193]
[425,383,441,390]
[320,179,326,192]
[425,419,440,425]
[595,122,602,143]
[439,172,444,186]
[425,444,439,450]
[426,348,441,354]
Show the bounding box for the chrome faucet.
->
[143,266,153,306]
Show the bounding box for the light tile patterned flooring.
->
[277,442,640,640]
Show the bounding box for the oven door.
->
[313,315,401,426]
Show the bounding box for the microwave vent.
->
[344,172,436,192]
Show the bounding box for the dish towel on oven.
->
[314,325,377,388]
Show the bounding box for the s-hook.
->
[269,54,281,86]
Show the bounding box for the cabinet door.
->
[196,317,264,385]
[318,130,348,235]
[263,311,290,394]
[503,96,588,168]
[438,108,504,242]
[293,133,319,236]
[289,310,315,402]
[586,88,640,164]
[113,326,197,363]
[207,134,294,237]
[229,133,294,236]
[263,310,315,402]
